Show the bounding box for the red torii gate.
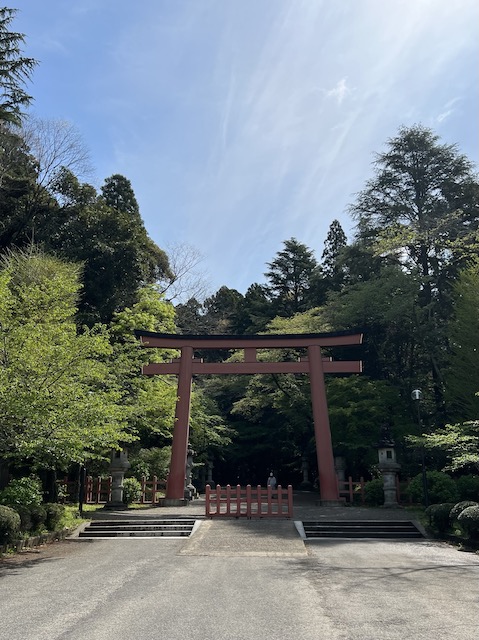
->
[135,330,363,505]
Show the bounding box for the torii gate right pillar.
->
[308,345,341,504]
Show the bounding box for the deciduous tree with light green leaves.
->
[0,248,133,470]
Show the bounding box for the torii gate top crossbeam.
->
[134,329,363,350]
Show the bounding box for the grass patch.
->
[59,504,103,530]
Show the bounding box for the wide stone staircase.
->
[302,520,423,539]
[79,517,197,538]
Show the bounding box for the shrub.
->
[406,471,459,505]
[122,477,142,504]
[44,503,65,531]
[29,505,47,531]
[0,476,43,508]
[457,505,479,540]
[0,505,21,545]
[449,501,479,525]
[424,503,455,534]
[456,475,479,501]
[129,447,170,482]
[15,505,33,532]
[363,478,384,506]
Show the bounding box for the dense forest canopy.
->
[0,6,478,493]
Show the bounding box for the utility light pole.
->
[411,389,429,508]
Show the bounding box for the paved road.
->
[1,523,478,640]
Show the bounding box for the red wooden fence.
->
[205,484,293,518]
[337,476,366,503]
[337,476,406,504]
[61,476,165,504]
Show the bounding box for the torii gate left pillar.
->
[136,331,363,505]
[168,345,193,500]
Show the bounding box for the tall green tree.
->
[350,125,479,417]
[321,219,348,291]
[242,283,274,333]
[264,238,319,316]
[46,169,171,324]
[202,286,247,334]
[0,7,37,125]
[0,124,42,250]
[444,261,479,422]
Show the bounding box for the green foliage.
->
[420,422,479,472]
[363,478,384,506]
[28,504,47,531]
[122,477,142,504]
[324,265,420,383]
[456,475,479,501]
[445,263,479,421]
[44,503,65,531]
[14,505,32,532]
[202,286,248,334]
[190,389,234,462]
[0,248,133,469]
[449,501,479,524]
[457,505,479,540]
[0,476,43,508]
[321,219,348,291]
[0,8,37,125]
[266,307,330,335]
[407,471,459,505]
[350,125,479,417]
[327,377,410,472]
[0,504,20,544]
[129,447,171,481]
[424,503,455,534]
[265,238,321,315]
[109,288,178,443]
[44,170,171,325]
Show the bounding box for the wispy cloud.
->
[436,97,461,123]
[13,0,479,293]
[326,78,352,105]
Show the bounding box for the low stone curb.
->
[0,527,75,555]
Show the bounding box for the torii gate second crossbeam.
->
[135,330,363,505]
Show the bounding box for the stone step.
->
[89,523,193,531]
[79,518,196,538]
[79,529,192,538]
[302,520,423,539]
[87,520,196,527]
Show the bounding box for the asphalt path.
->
[1,529,478,640]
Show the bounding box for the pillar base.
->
[158,498,188,507]
[103,501,128,511]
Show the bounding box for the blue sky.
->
[12,0,479,297]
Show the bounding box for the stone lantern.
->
[206,460,215,488]
[184,444,197,501]
[104,449,130,510]
[376,422,401,508]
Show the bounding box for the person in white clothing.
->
[267,471,277,489]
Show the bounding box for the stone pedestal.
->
[334,456,346,483]
[104,449,130,510]
[378,447,401,508]
[379,463,401,508]
[300,456,313,490]
[377,423,401,508]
